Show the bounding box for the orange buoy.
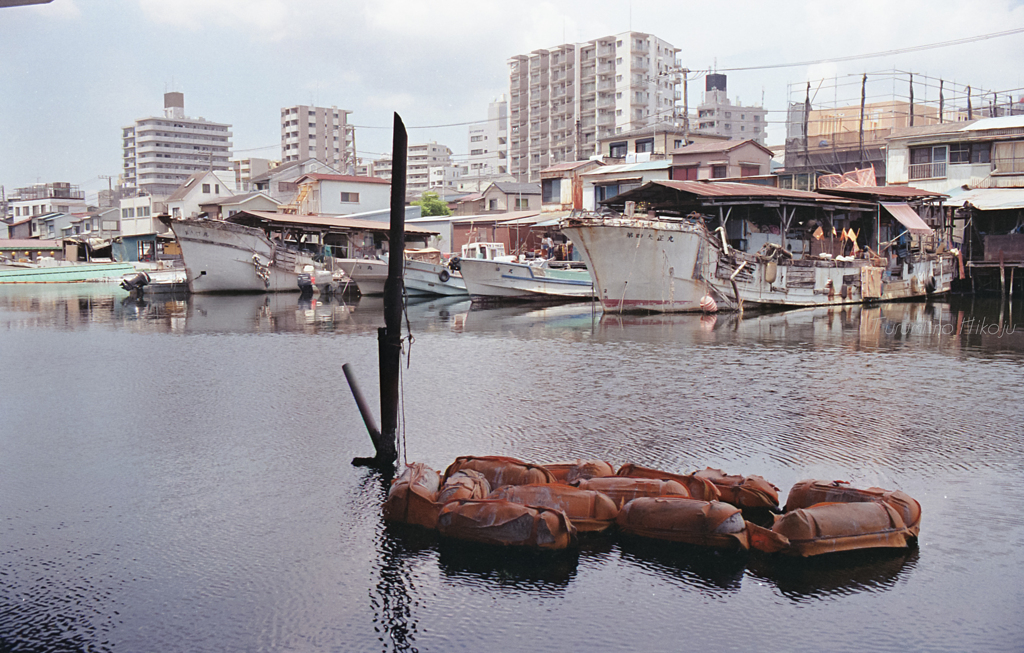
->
[616,497,751,550]
[543,459,616,484]
[437,469,491,505]
[616,463,721,501]
[443,455,556,489]
[382,463,442,529]
[490,483,620,532]
[694,467,780,509]
[437,499,577,550]
[784,480,921,537]
[575,476,689,508]
[770,501,915,557]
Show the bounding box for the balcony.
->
[597,95,615,108]
[597,63,614,74]
[909,162,947,180]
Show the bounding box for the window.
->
[202,183,211,193]
[609,141,627,157]
[711,165,727,178]
[635,138,654,153]
[515,198,529,209]
[215,184,219,193]
[340,192,360,203]
[488,199,498,210]
[673,166,698,181]
[993,141,1024,173]
[542,178,561,203]
[471,149,484,155]
[741,165,760,177]
[470,135,483,142]
[909,145,948,179]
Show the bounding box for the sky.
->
[2,0,1023,202]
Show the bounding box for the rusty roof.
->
[818,185,948,201]
[605,180,874,211]
[226,210,437,235]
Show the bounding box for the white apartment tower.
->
[461,96,511,192]
[280,105,356,173]
[696,74,768,145]
[122,92,233,198]
[509,31,681,181]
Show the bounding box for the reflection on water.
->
[2,284,1023,652]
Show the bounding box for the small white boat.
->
[338,258,389,296]
[401,249,467,296]
[459,256,594,301]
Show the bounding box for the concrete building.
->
[460,96,514,192]
[291,174,392,215]
[509,31,682,182]
[597,122,729,160]
[372,142,455,199]
[670,140,774,181]
[5,182,88,221]
[695,74,768,145]
[122,92,233,197]
[232,157,279,192]
[280,105,356,173]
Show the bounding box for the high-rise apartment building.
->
[460,96,513,192]
[695,74,768,145]
[370,142,455,199]
[280,105,356,173]
[122,92,233,197]
[509,31,681,182]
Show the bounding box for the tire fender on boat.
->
[438,269,450,283]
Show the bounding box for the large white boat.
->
[562,180,956,313]
[166,210,435,294]
[338,258,389,295]
[457,240,593,300]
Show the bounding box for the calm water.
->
[1,285,1022,652]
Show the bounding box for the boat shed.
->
[223,210,438,258]
[603,180,877,257]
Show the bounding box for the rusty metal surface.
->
[543,459,616,484]
[616,497,750,549]
[575,477,689,508]
[383,463,442,529]
[694,468,780,509]
[443,455,556,489]
[437,499,577,549]
[490,483,619,532]
[772,502,912,557]
[616,463,722,501]
[784,480,922,537]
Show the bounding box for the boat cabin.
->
[461,242,506,260]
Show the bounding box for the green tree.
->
[412,191,452,217]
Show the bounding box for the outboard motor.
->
[297,272,314,299]
[120,271,150,292]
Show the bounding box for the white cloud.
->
[138,0,291,38]
[30,0,81,20]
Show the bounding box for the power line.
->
[718,27,1024,72]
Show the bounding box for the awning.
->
[881,202,933,236]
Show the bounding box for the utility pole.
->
[681,69,690,145]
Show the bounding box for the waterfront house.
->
[540,160,605,212]
[670,139,774,181]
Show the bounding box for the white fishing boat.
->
[561,180,956,313]
[456,241,592,300]
[400,249,467,296]
[338,258,389,295]
[165,210,435,295]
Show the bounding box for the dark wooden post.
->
[377,113,408,469]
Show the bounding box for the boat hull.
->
[338,258,389,296]
[171,219,338,294]
[0,262,138,284]
[459,258,593,300]
[562,221,708,312]
[564,218,956,313]
[402,259,467,296]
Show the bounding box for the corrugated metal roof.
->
[0,239,62,250]
[946,187,1024,211]
[451,210,540,224]
[540,160,601,173]
[651,180,838,200]
[672,139,775,156]
[226,210,437,235]
[582,160,672,176]
[959,115,1024,131]
[820,185,948,201]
